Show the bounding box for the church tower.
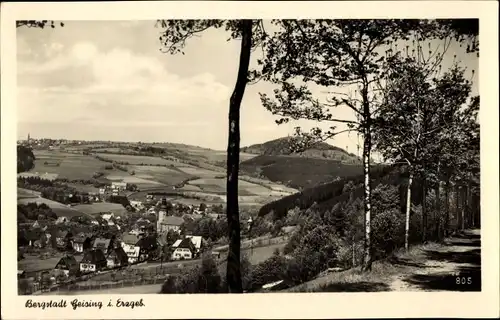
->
[27,133,30,142]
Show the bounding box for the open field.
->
[72,203,127,216]
[22,145,296,208]
[131,165,191,186]
[18,196,92,218]
[182,148,257,163]
[17,188,41,199]
[32,150,122,180]
[106,172,164,187]
[187,177,295,198]
[245,243,287,265]
[94,153,177,166]
[178,166,222,178]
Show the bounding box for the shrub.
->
[247,255,288,291]
[371,208,405,259]
[160,254,222,293]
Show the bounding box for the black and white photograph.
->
[1,1,499,319]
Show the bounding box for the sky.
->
[17,20,478,154]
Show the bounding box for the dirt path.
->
[285,229,481,292]
[388,229,481,291]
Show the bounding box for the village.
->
[17,179,255,294]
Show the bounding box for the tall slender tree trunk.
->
[467,178,473,229]
[352,235,356,268]
[461,185,466,230]
[455,185,461,232]
[405,171,414,251]
[225,20,252,293]
[444,179,450,237]
[435,180,441,240]
[422,175,428,243]
[361,91,372,272]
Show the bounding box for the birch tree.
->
[373,53,473,249]
[157,19,267,292]
[257,19,445,271]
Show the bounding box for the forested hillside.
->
[240,155,364,190]
[241,137,361,163]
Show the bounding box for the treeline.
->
[182,217,229,242]
[106,195,133,209]
[56,177,109,188]
[259,164,393,219]
[18,203,57,222]
[18,177,92,204]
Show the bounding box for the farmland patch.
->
[17,197,91,218]
[72,203,127,216]
[177,166,220,178]
[131,166,191,186]
[94,153,174,166]
[31,151,120,180]
[105,174,163,186]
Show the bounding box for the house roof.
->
[185,235,203,249]
[175,238,196,251]
[102,213,114,220]
[136,236,159,251]
[55,230,69,238]
[172,239,182,248]
[74,232,92,243]
[189,214,204,221]
[55,255,79,270]
[121,233,140,245]
[22,229,43,241]
[157,234,168,246]
[160,216,184,226]
[107,246,129,264]
[207,213,223,220]
[122,245,140,258]
[81,249,107,264]
[92,238,111,251]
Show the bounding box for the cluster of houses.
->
[19,228,206,283]
[18,192,229,287]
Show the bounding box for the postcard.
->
[1,1,499,319]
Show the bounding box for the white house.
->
[121,245,141,264]
[111,182,127,191]
[55,216,70,224]
[171,238,196,260]
[184,235,203,253]
[120,233,141,264]
[130,200,144,210]
[79,249,107,273]
[102,213,114,221]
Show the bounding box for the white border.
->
[1,1,499,319]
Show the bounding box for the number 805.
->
[456,277,472,285]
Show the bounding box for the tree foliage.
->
[17,146,36,173]
[16,20,64,29]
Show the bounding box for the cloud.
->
[18,41,231,125]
